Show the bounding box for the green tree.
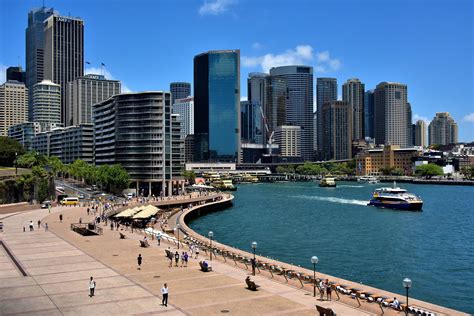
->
[0,137,25,167]
[460,166,474,180]
[415,163,443,178]
[108,164,130,193]
[16,151,47,168]
[68,159,89,181]
[47,156,65,177]
[182,170,196,183]
[276,166,288,174]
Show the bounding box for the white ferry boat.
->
[368,183,423,211]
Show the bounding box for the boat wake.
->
[294,195,368,206]
[337,185,364,188]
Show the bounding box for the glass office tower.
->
[194,50,240,162]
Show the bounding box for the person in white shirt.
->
[161,283,169,306]
[89,276,96,297]
[391,297,401,309]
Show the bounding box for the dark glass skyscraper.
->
[342,78,365,141]
[364,89,375,138]
[194,50,240,162]
[240,101,263,144]
[7,67,26,83]
[170,82,191,105]
[316,78,337,159]
[269,66,314,161]
[25,7,55,121]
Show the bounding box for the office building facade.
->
[265,76,287,132]
[170,82,191,105]
[32,80,61,131]
[93,91,184,196]
[343,78,365,141]
[0,81,28,137]
[269,66,313,161]
[414,120,427,147]
[316,77,337,157]
[193,50,240,162]
[8,122,41,150]
[275,125,301,158]
[43,14,84,124]
[26,7,55,121]
[321,101,352,160]
[240,100,263,144]
[355,145,421,176]
[172,97,194,139]
[7,67,26,83]
[428,112,458,145]
[374,82,411,147]
[364,90,375,138]
[66,74,121,126]
[247,73,268,146]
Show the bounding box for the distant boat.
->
[368,182,423,211]
[319,176,336,187]
[357,176,380,184]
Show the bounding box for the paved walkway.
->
[0,203,466,315]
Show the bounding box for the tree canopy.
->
[415,163,443,178]
[0,137,25,167]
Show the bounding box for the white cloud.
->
[199,0,236,16]
[85,67,132,93]
[463,113,474,123]
[242,45,342,74]
[413,113,430,124]
[252,42,263,50]
[0,64,7,84]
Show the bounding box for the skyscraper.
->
[193,50,240,162]
[320,101,352,160]
[247,73,268,145]
[26,7,55,121]
[269,66,313,161]
[414,120,427,147]
[66,74,121,126]
[170,82,191,105]
[32,80,61,131]
[275,125,301,158]
[0,81,28,137]
[240,100,263,144]
[173,97,194,139]
[316,77,337,158]
[343,78,365,141]
[265,76,287,133]
[364,90,375,138]
[6,67,26,83]
[43,14,84,124]
[428,112,458,145]
[374,82,411,147]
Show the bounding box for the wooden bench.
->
[245,277,259,291]
[119,232,126,239]
[315,305,335,316]
[139,240,150,247]
[199,261,212,272]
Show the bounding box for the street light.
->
[251,241,257,275]
[208,231,214,261]
[15,152,18,176]
[175,223,181,249]
[403,278,412,315]
[311,256,319,297]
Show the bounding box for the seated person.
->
[390,297,401,309]
[202,260,209,269]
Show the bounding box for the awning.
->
[114,206,142,218]
[133,206,159,219]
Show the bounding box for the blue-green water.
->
[188,182,474,313]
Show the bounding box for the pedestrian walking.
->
[184,252,189,267]
[195,246,199,259]
[180,252,185,267]
[29,221,34,231]
[161,283,168,307]
[89,277,96,297]
[174,251,179,267]
[37,220,41,228]
[318,280,326,301]
[325,279,332,301]
[44,223,48,231]
[59,214,63,223]
[157,234,161,246]
[137,254,142,270]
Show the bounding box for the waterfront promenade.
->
[0,195,468,315]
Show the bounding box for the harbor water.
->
[188,182,474,313]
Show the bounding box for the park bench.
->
[139,239,150,247]
[199,261,212,272]
[315,305,335,316]
[119,232,126,239]
[245,277,259,291]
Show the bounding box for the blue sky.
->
[1,0,473,141]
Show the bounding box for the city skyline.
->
[0,0,472,141]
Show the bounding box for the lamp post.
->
[208,231,214,261]
[251,241,257,275]
[175,223,181,249]
[311,256,319,297]
[403,278,412,315]
[15,152,18,176]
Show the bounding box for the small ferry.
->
[211,179,237,191]
[357,176,380,184]
[368,184,423,211]
[319,176,336,187]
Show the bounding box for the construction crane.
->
[257,103,274,155]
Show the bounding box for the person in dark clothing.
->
[137,254,142,270]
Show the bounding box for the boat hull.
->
[368,200,423,211]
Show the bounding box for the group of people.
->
[25,220,48,232]
[318,279,333,301]
[166,249,190,267]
